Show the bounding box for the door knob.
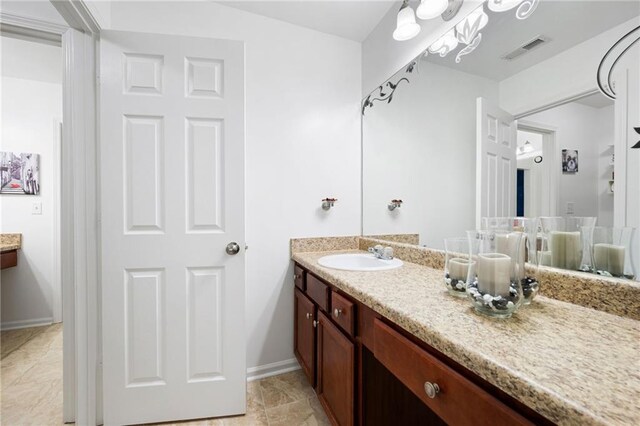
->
[226,242,240,255]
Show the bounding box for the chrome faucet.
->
[368,245,394,260]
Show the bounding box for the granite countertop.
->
[292,250,640,426]
[0,234,22,253]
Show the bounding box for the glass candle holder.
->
[466,230,524,318]
[481,217,539,304]
[590,227,636,279]
[539,217,596,272]
[444,237,475,297]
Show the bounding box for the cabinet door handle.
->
[333,308,342,318]
[305,312,312,320]
[293,274,299,280]
[313,320,318,328]
[424,382,440,399]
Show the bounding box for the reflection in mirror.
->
[362,0,640,280]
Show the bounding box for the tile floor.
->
[1,324,330,426]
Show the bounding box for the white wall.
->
[361,0,483,96]
[499,17,640,116]
[107,1,362,371]
[524,101,614,220]
[362,60,499,248]
[1,36,62,329]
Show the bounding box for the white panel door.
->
[100,30,245,425]
[476,97,517,227]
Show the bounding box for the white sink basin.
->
[317,253,403,271]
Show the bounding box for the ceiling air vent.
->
[501,35,550,61]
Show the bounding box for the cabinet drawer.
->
[294,265,305,290]
[330,291,355,337]
[373,319,532,426]
[306,274,329,312]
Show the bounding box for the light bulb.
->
[393,5,421,41]
[417,0,449,20]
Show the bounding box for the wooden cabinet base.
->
[292,262,550,426]
[317,311,354,426]
[0,250,17,269]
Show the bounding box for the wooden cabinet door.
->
[294,288,316,386]
[317,311,354,426]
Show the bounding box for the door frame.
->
[53,118,63,323]
[1,3,101,425]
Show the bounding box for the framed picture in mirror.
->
[562,149,579,174]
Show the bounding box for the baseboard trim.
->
[1,317,54,331]
[247,358,301,382]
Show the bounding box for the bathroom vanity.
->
[291,239,640,426]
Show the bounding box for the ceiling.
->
[216,0,396,41]
[424,1,640,81]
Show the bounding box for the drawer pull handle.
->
[306,312,312,320]
[294,274,299,280]
[333,308,343,318]
[424,382,440,399]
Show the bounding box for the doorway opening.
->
[517,91,615,223]
[515,127,547,218]
[0,31,64,424]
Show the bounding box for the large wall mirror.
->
[362,0,640,279]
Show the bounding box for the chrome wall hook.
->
[388,199,403,211]
[322,198,337,210]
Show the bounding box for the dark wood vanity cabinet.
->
[317,311,355,426]
[293,271,356,425]
[292,263,547,426]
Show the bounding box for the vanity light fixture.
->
[428,29,458,57]
[487,0,539,20]
[393,0,421,41]
[418,0,539,64]
[416,0,449,20]
[453,4,489,63]
[517,140,535,156]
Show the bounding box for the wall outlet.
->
[32,202,42,215]
[566,201,575,215]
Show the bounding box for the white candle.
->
[593,243,625,276]
[477,253,511,297]
[448,258,472,281]
[495,233,525,280]
[565,232,582,270]
[549,231,565,268]
[549,231,582,270]
[539,251,552,266]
